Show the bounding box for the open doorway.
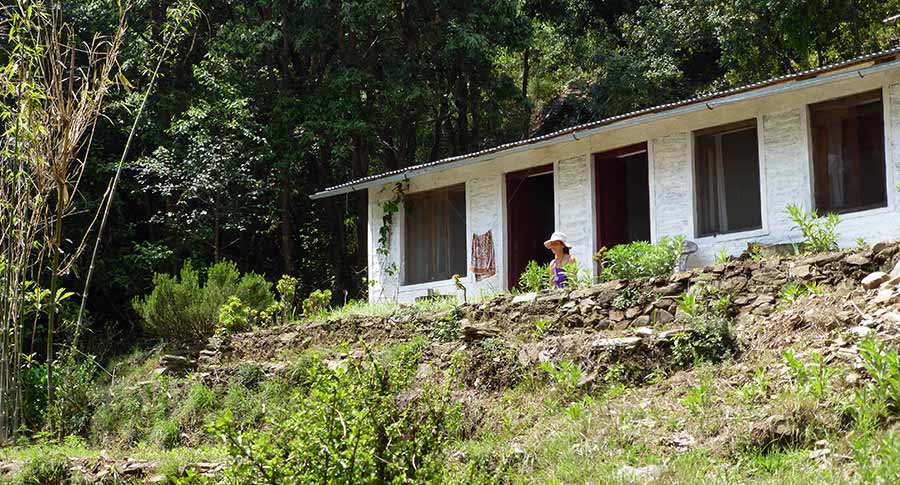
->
[595,143,651,250]
[506,165,555,289]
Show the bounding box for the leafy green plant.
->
[785,203,841,253]
[210,347,457,483]
[534,319,555,336]
[276,274,299,323]
[302,289,332,315]
[561,262,592,289]
[741,367,770,403]
[538,360,583,397]
[133,260,274,343]
[714,249,729,264]
[45,348,99,439]
[680,381,711,413]
[518,260,550,292]
[218,296,251,333]
[675,292,699,318]
[671,317,737,367]
[858,339,900,412]
[596,236,685,281]
[783,350,832,400]
[777,281,824,310]
[612,286,638,310]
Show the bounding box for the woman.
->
[544,231,576,289]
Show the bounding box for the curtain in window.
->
[404,185,467,285]
[694,121,762,237]
[811,90,886,214]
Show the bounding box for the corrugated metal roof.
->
[311,46,900,199]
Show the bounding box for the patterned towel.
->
[471,231,496,281]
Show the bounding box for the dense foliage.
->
[43,0,894,362]
[132,261,273,343]
[597,237,686,281]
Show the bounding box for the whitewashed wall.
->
[556,155,595,269]
[367,66,900,302]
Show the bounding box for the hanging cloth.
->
[471,231,496,281]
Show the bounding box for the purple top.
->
[552,266,567,289]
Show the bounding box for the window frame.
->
[808,89,888,215]
[691,118,765,239]
[400,183,468,287]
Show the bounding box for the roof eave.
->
[311,51,900,201]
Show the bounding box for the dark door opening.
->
[595,143,651,250]
[506,165,555,289]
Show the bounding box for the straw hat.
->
[543,231,573,249]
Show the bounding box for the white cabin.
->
[312,49,900,303]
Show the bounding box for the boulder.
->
[654,309,675,324]
[460,319,501,340]
[845,253,871,266]
[862,272,890,289]
[891,260,900,279]
[512,292,537,304]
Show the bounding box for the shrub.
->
[217,296,251,333]
[17,451,70,484]
[133,260,274,344]
[561,262,592,289]
[150,419,182,450]
[858,339,900,413]
[276,274,299,322]
[671,316,737,367]
[46,349,98,439]
[518,260,550,292]
[210,349,458,483]
[596,236,685,281]
[786,203,840,253]
[302,289,332,315]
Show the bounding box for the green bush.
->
[133,260,274,344]
[596,236,685,281]
[150,419,182,450]
[786,203,840,253]
[210,349,458,483]
[858,339,900,413]
[302,289,332,315]
[217,296,251,333]
[671,316,737,367]
[16,451,70,484]
[46,349,99,439]
[518,260,550,292]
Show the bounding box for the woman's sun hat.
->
[543,231,573,249]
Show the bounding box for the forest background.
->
[4,0,898,365]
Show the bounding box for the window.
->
[694,120,763,237]
[403,184,467,285]
[810,90,887,214]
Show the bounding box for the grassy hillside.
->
[3,242,900,483]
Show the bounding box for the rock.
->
[537,291,567,303]
[789,264,811,278]
[891,260,900,278]
[881,275,900,289]
[633,315,651,327]
[802,252,843,266]
[634,326,654,338]
[584,314,611,329]
[845,253,871,266]
[752,303,774,316]
[592,336,641,349]
[862,271,890,289]
[873,289,896,305]
[617,464,664,482]
[625,307,641,319]
[711,264,726,273]
[460,319,501,340]
[752,294,774,306]
[671,271,693,283]
[610,310,625,322]
[658,328,687,341]
[512,292,537,304]
[849,326,873,338]
[570,281,621,304]
[654,309,675,324]
[658,283,684,296]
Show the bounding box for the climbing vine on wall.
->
[377,180,409,278]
